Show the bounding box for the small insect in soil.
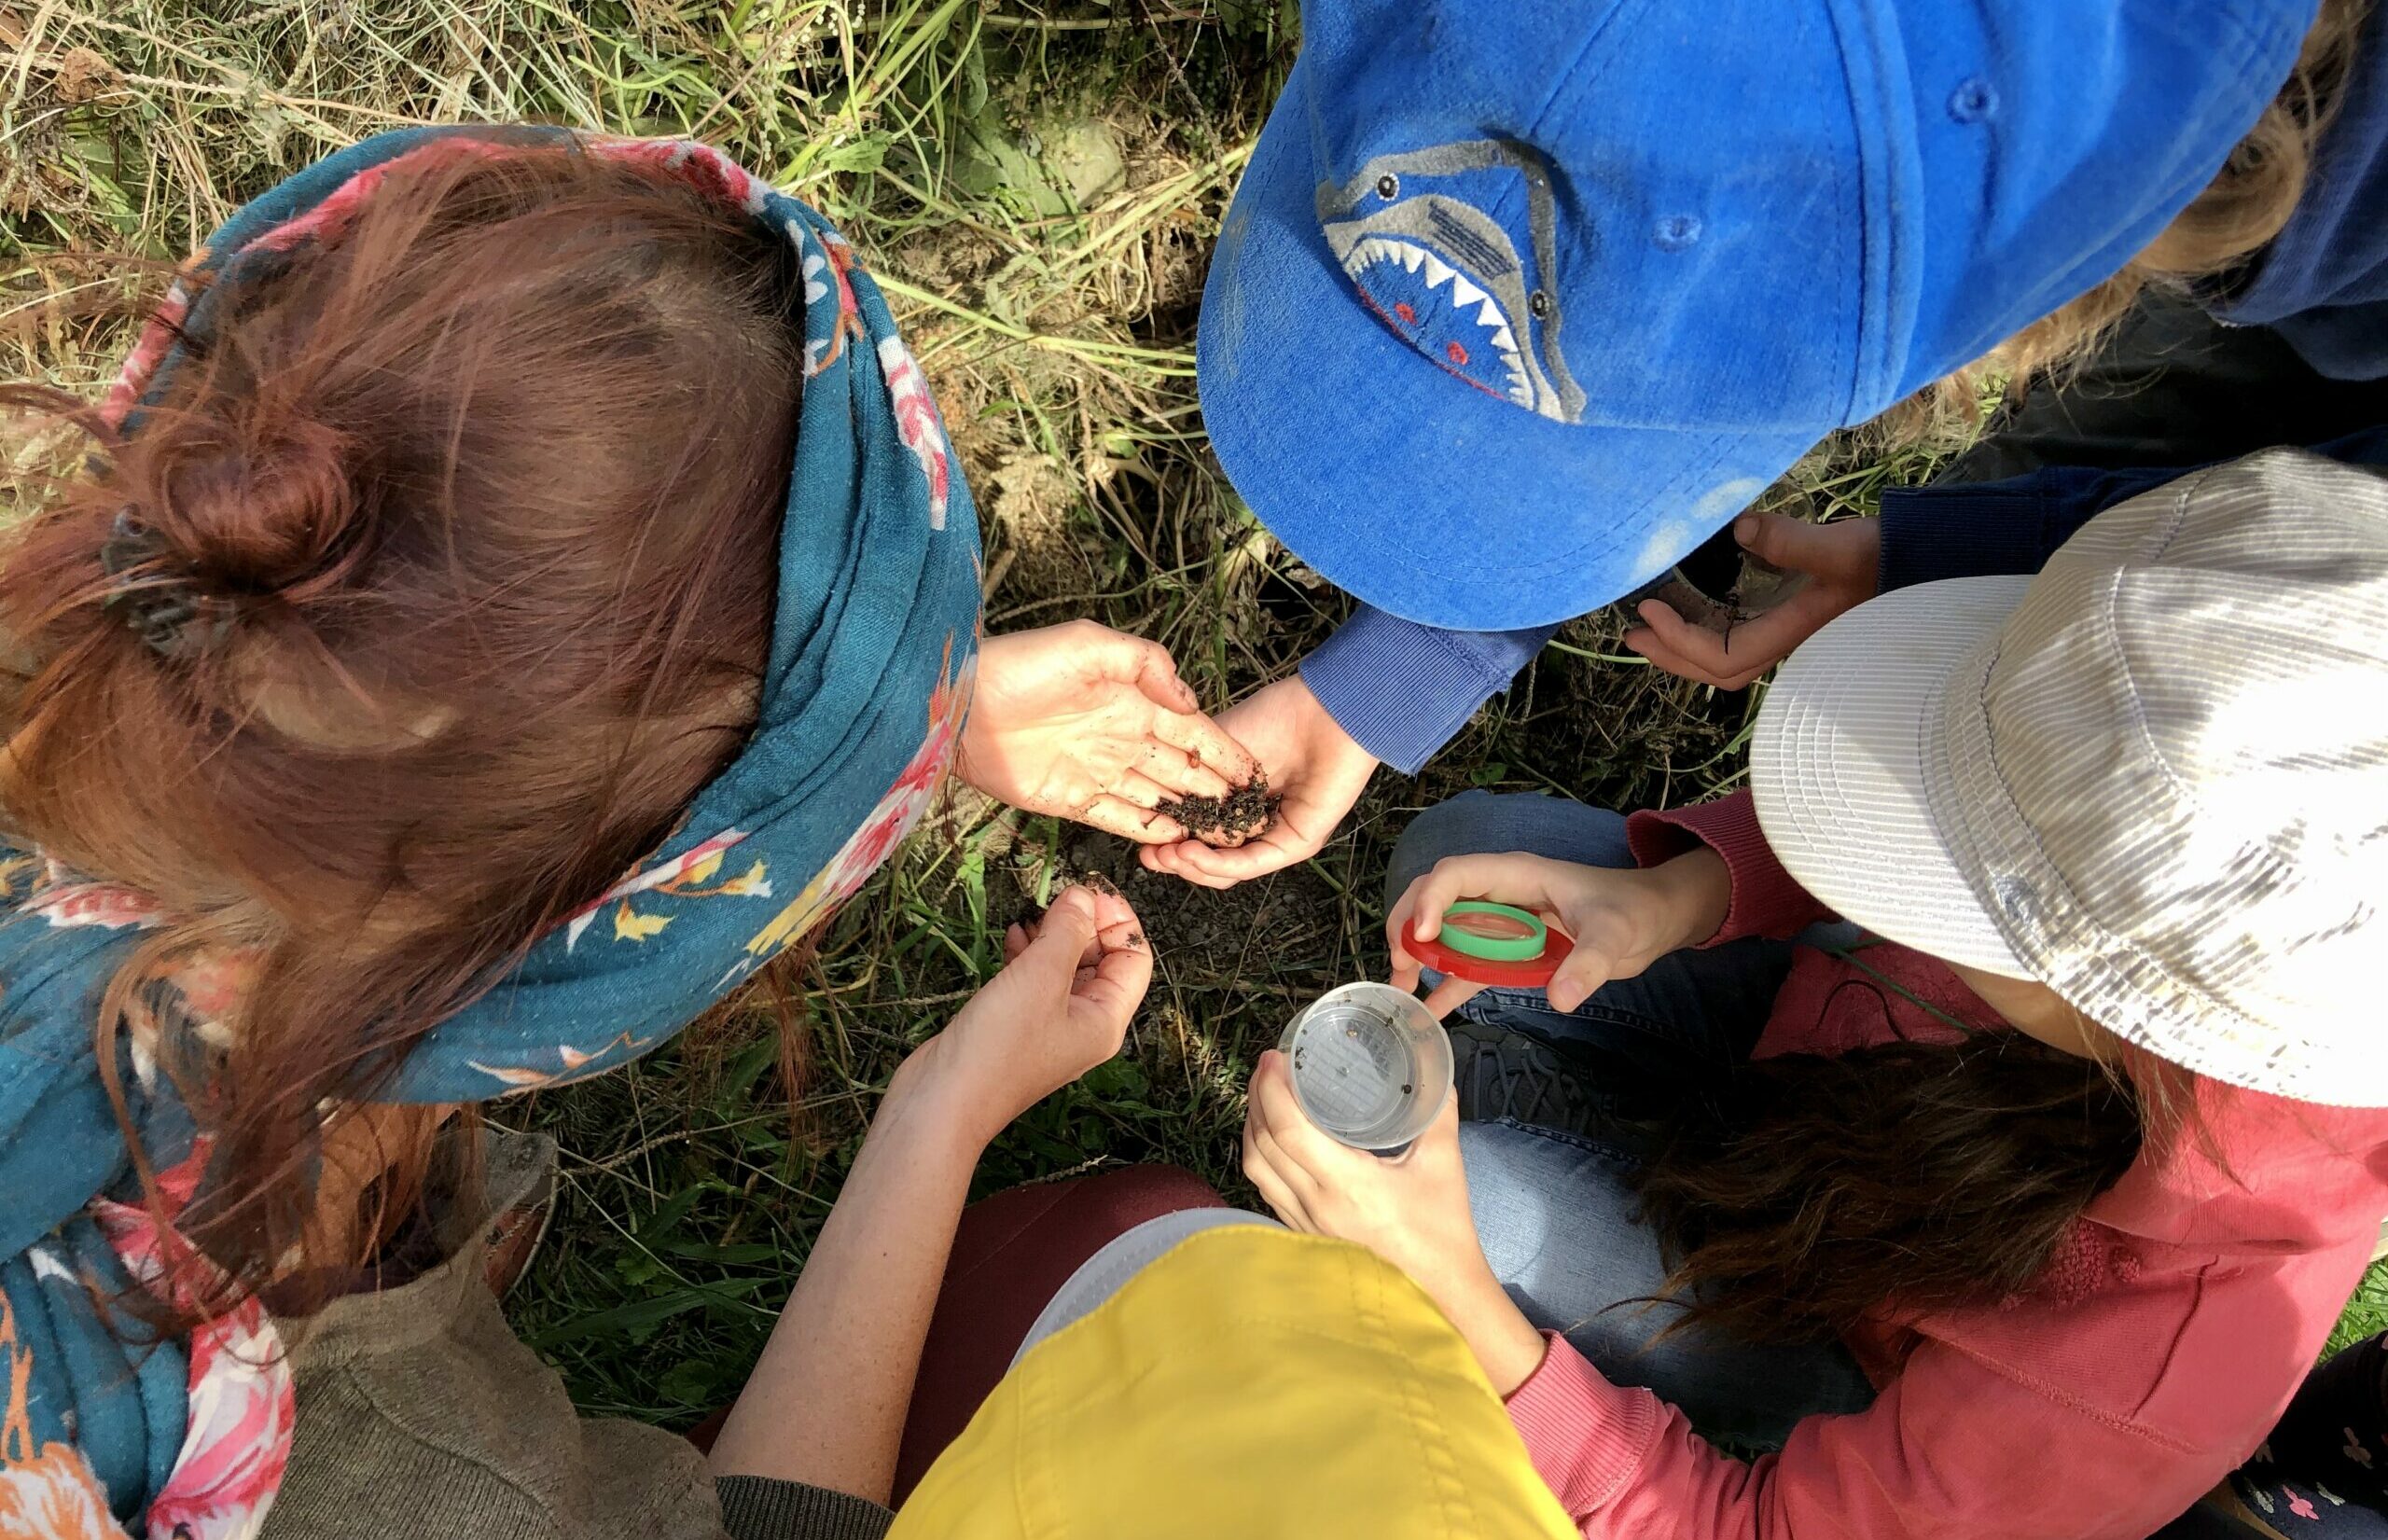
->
[1077,869,1123,898]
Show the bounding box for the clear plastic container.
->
[1277,981,1453,1153]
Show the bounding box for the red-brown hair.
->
[0,147,804,1324]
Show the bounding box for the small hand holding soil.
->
[1157,771,1281,849]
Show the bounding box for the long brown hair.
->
[1884,0,2371,440]
[1634,1032,2145,1344]
[0,146,804,1326]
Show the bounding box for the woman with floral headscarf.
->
[0,126,1259,1539]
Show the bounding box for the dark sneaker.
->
[1450,1018,1604,1137]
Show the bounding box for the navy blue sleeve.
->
[1875,426,2388,591]
[1299,604,1561,775]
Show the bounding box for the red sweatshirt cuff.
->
[1625,789,1834,944]
[1504,1333,1661,1519]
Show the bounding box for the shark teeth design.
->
[1339,236,1532,405]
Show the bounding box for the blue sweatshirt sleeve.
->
[1874,465,2176,591]
[1299,604,1560,775]
[1875,426,2388,592]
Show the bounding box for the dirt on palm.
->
[1159,772,1280,848]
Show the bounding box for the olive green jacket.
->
[258,1137,892,1540]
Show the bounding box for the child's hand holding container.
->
[1241,1042,1549,1398]
[1270,843,1732,1154]
[1386,849,1733,1018]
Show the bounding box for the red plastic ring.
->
[1405,920,1575,989]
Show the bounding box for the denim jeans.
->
[1387,789,1876,1450]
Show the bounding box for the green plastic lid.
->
[1436,901,1548,963]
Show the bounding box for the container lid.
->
[1280,982,1452,1151]
[1405,905,1576,988]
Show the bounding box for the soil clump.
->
[1159,772,1280,848]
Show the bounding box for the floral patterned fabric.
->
[0,126,979,1535]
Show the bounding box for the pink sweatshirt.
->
[1500,790,2388,1540]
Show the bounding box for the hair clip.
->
[100,508,229,658]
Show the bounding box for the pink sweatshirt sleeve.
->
[1623,790,1836,943]
[1504,1334,2236,1540]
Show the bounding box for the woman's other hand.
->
[961,621,1261,844]
[1387,849,1730,1018]
[896,883,1152,1147]
[1137,674,1379,890]
[715,884,1147,1497]
[1624,512,1881,689]
[1242,1052,1546,1396]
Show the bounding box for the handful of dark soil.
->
[1159,771,1281,848]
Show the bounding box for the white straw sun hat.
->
[1753,449,2388,1106]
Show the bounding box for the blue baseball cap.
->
[1198,0,2317,631]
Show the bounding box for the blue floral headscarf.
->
[0,126,979,1535]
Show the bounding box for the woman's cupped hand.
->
[960,621,1262,845]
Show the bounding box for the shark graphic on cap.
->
[1318,142,1584,423]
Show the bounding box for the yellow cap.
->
[893,1225,1575,1540]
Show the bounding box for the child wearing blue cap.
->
[1145,0,2363,890]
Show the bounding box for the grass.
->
[7,0,2381,1425]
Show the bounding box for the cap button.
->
[1949,77,2000,124]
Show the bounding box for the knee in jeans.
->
[1385,789,1506,907]
[1385,791,1631,908]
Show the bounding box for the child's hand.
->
[961,621,1260,844]
[894,884,1151,1148]
[1387,849,1729,1018]
[1138,674,1379,890]
[1624,511,1881,689]
[1243,1051,1484,1293]
[1242,1051,1547,1395]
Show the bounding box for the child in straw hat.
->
[1247,448,2388,1540]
